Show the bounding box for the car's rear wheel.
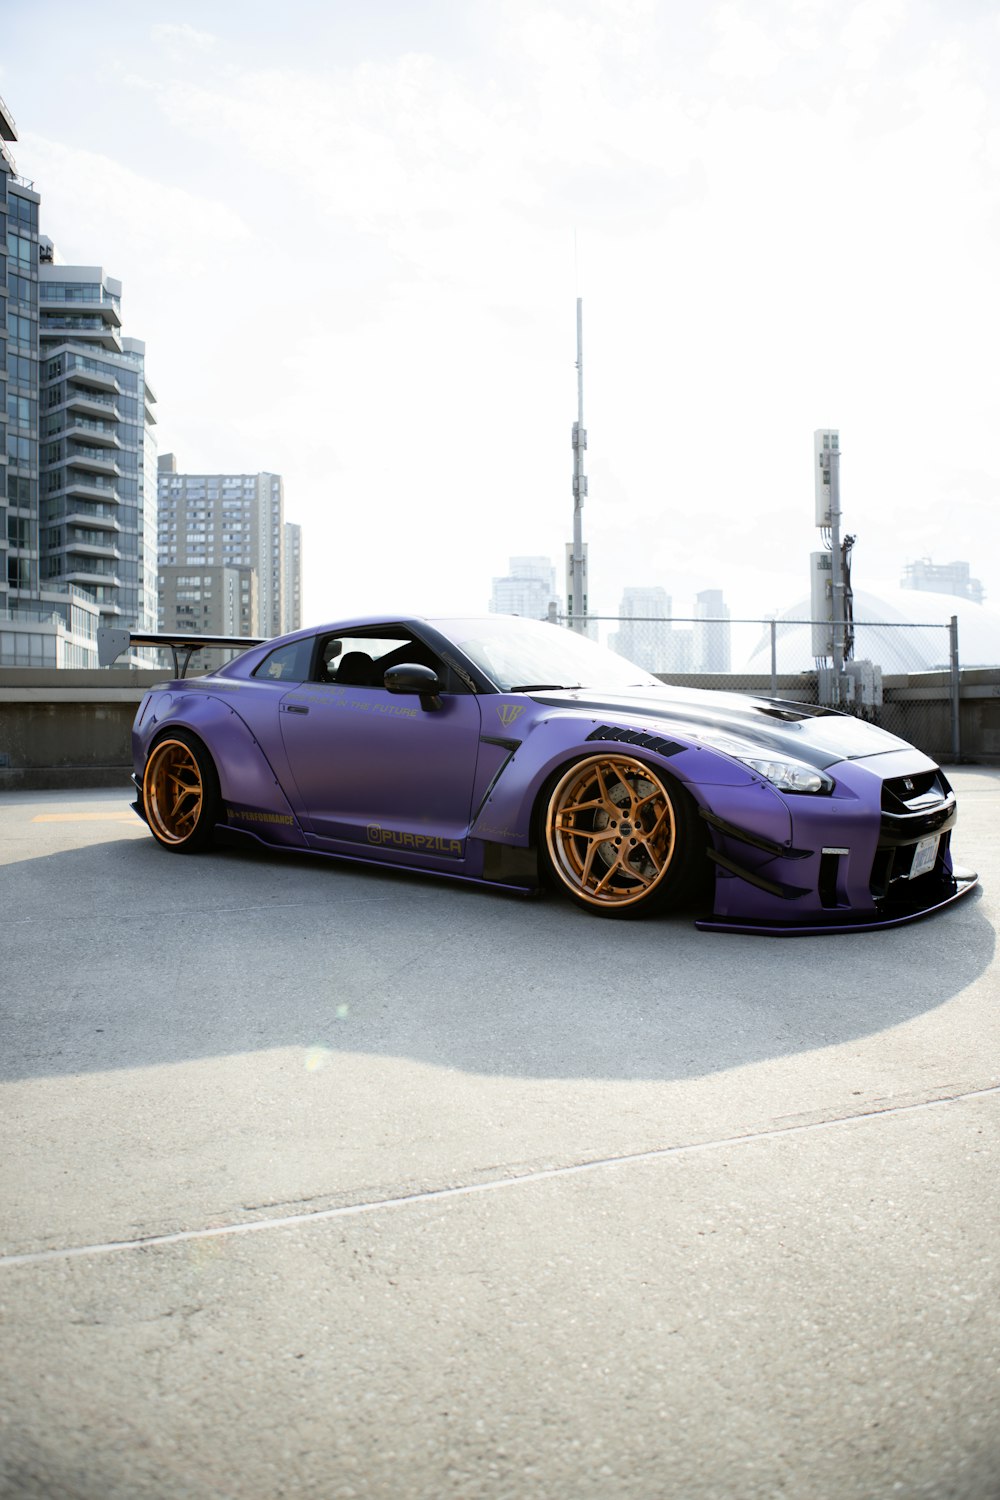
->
[142,731,220,853]
[542,753,702,917]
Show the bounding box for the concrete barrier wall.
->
[2,667,999,791]
[0,669,162,791]
[957,671,1000,763]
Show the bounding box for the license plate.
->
[908,834,939,879]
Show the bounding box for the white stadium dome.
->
[743,587,1000,675]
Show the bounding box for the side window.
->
[317,636,346,682]
[252,637,314,682]
[312,631,465,692]
[314,634,406,687]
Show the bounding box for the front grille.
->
[870,765,956,900]
[879,766,955,847]
[881,768,952,816]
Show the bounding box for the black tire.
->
[540,752,704,917]
[142,730,221,853]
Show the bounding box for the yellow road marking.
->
[32,812,137,823]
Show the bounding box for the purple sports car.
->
[122,613,977,935]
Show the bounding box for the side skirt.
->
[215,824,537,896]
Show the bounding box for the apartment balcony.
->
[58,539,122,562]
[68,446,122,477]
[62,421,122,450]
[39,293,122,330]
[0,90,16,143]
[62,390,121,422]
[63,566,122,589]
[63,510,121,534]
[41,319,123,354]
[64,363,120,395]
[50,476,122,505]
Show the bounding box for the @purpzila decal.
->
[366,824,464,856]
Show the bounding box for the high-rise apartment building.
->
[606,587,729,676]
[0,93,159,665]
[2,95,40,616]
[283,521,301,634]
[158,564,256,638]
[37,253,158,638]
[1,95,105,666]
[693,588,731,673]
[490,555,559,619]
[157,456,298,640]
[609,586,673,672]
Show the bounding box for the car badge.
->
[497,703,525,727]
[903,778,914,791]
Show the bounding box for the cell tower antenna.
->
[567,297,588,633]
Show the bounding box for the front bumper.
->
[695,750,980,936]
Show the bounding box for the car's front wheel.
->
[542,753,702,917]
[142,731,220,853]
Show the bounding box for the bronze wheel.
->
[142,733,219,853]
[543,754,697,916]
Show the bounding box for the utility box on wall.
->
[844,659,883,711]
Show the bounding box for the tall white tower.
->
[810,428,843,673]
[566,298,589,633]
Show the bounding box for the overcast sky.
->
[4,0,999,627]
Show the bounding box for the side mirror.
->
[384,662,443,711]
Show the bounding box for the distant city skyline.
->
[607,584,732,675]
[4,3,1000,629]
[489,555,559,621]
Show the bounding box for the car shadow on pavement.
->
[2,833,994,1084]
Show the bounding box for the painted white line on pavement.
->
[3,1082,998,1271]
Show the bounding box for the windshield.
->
[431,616,662,693]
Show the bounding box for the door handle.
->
[281,704,309,715]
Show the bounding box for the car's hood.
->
[526,684,915,771]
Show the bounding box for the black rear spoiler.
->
[97,628,267,678]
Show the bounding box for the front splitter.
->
[695,871,980,937]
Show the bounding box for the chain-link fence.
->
[552,613,974,762]
[137,612,984,763]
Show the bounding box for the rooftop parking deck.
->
[2,775,999,1499]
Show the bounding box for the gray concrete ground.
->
[1,773,998,1500]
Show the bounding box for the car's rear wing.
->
[97,628,267,679]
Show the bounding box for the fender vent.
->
[586,725,684,758]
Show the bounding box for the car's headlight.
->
[696,734,833,793]
[738,756,830,793]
